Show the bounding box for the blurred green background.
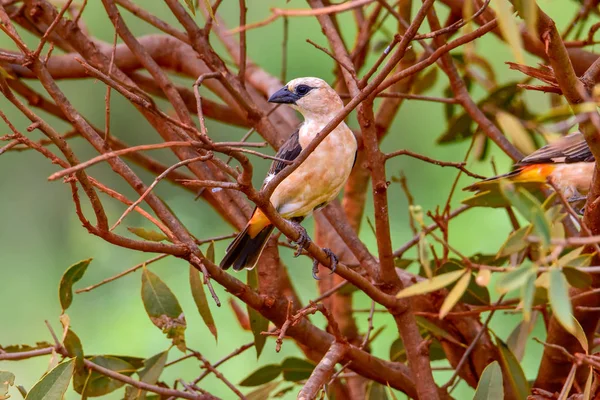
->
[0,0,585,398]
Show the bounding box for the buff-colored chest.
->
[271,120,357,218]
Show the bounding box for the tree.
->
[1,0,600,399]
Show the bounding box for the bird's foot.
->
[311,248,339,280]
[289,221,310,257]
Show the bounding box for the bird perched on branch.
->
[464,131,594,206]
[220,77,357,276]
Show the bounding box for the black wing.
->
[515,132,594,166]
[267,128,302,178]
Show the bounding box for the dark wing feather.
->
[267,128,302,178]
[515,132,594,166]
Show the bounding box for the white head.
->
[268,77,343,121]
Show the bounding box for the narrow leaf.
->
[396,270,465,299]
[549,268,575,334]
[73,356,136,397]
[473,361,503,400]
[496,111,536,154]
[415,316,464,347]
[497,225,532,257]
[496,265,533,294]
[507,313,537,361]
[563,267,592,289]
[247,268,268,358]
[183,0,196,16]
[245,381,281,400]
[496,337,529,400]
[59,259,92,312]
[239,365,282,387]
[141,268,187,351]
[281,358,315,382]
[522,274,536,321]
[25,359,74,400]
[189,265,218,342]
[494,0,525,64]
[206,241,215,264]
[125,351,168,400]
[439,272,470,319]
[572,317,588,354]
[367,382,390,400]
[389,338,406,363]
[583,366,593,400]
[127,227,168,242]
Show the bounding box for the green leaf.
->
[437,261,489,305]
[367,382,390,400]
[239,365,282,387]
[415,316,464,347]
[572,316,588,354]
[26,359,74,400]
[74,356,136,397]
[394,259,413,269]
[63,329,84,370]
[247,268,268,358]
[59,259,92,312]
[206,241,215,264]
[412,67,438,95]
[281,358,315,382]
[583,366,593,400]
[514,0,538,36]
[496,337,529,400]
[127,227,168,242]
[0,371,15,400]
[245,381,281,400]
[473,361,503,400]
[189,265,218,342]
[496,265,533,294]
[549,268,575,334]
[428,339,447,361]
[396,270,465,298]
[493,0,525,64]
[496,111,536,154]
[389,338,406,363]
[500,183,551,246]
[437,112,474,144]
[562,253,594,268]
[439,272,470,319]
[125,351,168,400]
[497,225,532,257]
[522,274,536,321]
[563,267,592,289]
[141,268,187,352]
[507,313,537,361]
[183,0,195,16]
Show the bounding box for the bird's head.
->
[268,77,343,120]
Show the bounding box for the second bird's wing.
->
[516,131,594,166]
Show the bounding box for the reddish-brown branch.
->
[298,342,348,400]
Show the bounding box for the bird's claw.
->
[311,248,339,280]
[290,221,310,257]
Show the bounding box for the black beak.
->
[268,86,299,104]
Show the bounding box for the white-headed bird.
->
[220,77,357,275]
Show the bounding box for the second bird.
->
[219,77,357,272]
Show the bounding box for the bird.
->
[464,131,594,204]
[219,77,357,277]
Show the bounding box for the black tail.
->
[219,224,275,271]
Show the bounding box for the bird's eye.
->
[296,85,310,95]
